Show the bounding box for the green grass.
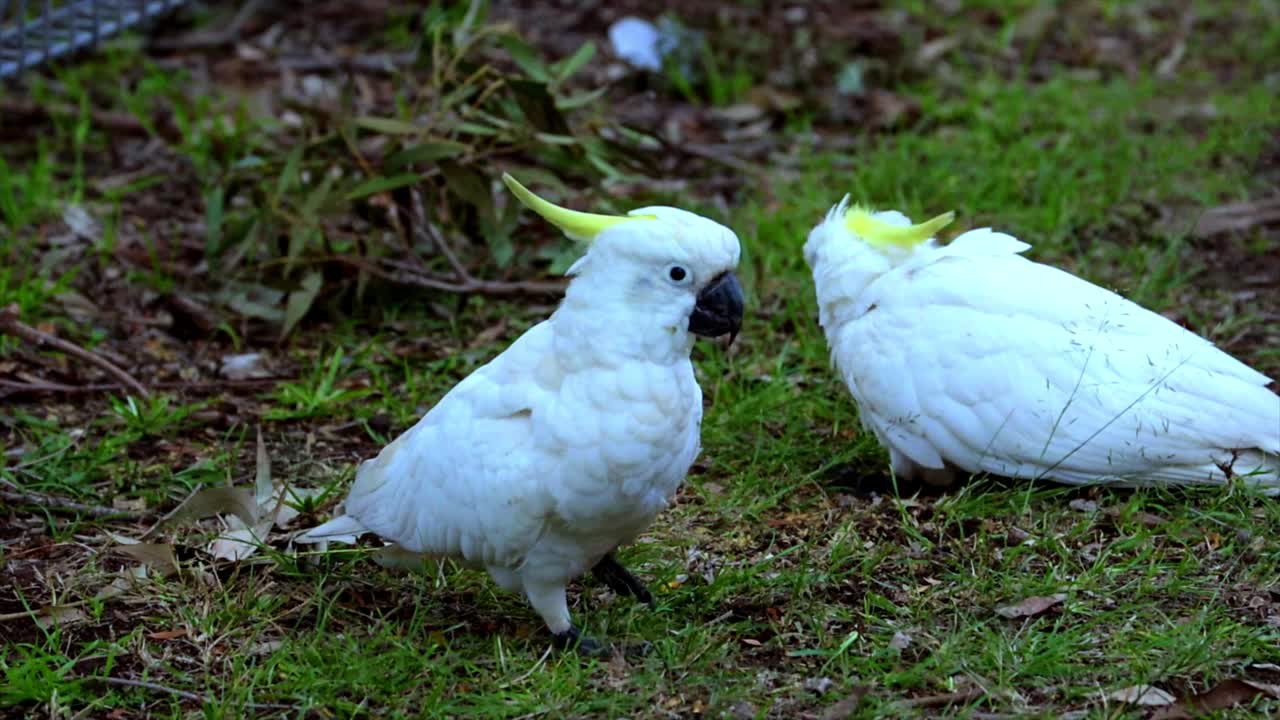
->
[2,1,1279,718]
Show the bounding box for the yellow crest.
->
[502,173,653,243]
[844,204,955,248]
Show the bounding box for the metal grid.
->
[0,0,189,80]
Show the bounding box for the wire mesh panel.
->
[0,0,190,80]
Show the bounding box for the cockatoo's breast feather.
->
[813,221,1279,490]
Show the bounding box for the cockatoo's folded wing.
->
[338,322,563,567]
[836,230,1279,485]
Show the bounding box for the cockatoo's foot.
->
[551,626,608,657]
[592,553,655,607]
[550,627,653,658]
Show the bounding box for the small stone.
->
[1069,498,1098,512]
[804,676,834,695]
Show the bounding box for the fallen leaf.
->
[255,426,274,510]
[1134,511,1166,527]
[1108,685,1175,706]
[244,639,282,657]
[55,289,99,323]
[114,542,180,575]
[34,605,87,629]
[104,531,142,546]
[1192,196,1280,238]
[168,486,259,527]
[147,628,189,640]
[94,567,148,601]
[896,687,984,709]
[1150,679,1280,719]
[996,593,1067,619]
[914,35,961,67]
[207,515,272,562]
[62,204,102,242]
[468,318,509,349]
[280,270,323,339]
[218,353,269,380]
[819,686,870,719]
[867,89,918,128]
[112,497,147,512]
[805,676,834,695]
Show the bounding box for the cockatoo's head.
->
[503,174,744,345]
[804,194,955,301]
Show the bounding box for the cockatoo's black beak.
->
[688,271,744,345]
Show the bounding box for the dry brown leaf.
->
[1193,196,1280,238]
[819,686,871,719]
[996,593,1067,619]
[468,317,509,349]
[34,605,87,629]
[147,627,189,640]
[248,639,284,656]
[169,486,259,526]
[896,687,984,709]
[113,542,180,575]
[1108,685,1175,706]
[1150,678,1280,719]
[93,565,156,601]
[112,497,147,512]
[255,426,273,509]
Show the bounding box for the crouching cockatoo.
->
[296,174,744,654]
[804,197,1279,493]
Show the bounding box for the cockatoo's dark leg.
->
[550,625,608,657]
[526,579,608,656]
[591,552,655,607]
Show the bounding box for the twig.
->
[0,603,83,622]
[334,256,565,297]
[149,0,269,50]
[89,676,297,711]
[0,376,289,400]
[896,687,986,709]
[0,99,180,142]
[274,51,416,75]
[0,304,150,398]
[678,142,763,175]
[411,188,469,279]
[0,489,149,520]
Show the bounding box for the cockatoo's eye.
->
[666,264,692,286]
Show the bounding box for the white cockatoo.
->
[296,174,744,654]
[804,197,1280,493]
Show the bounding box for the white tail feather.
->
[293,514,368,545]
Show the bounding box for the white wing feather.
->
[297,322,559,567]
[831,228,1280,489]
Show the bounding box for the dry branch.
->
[0,488,149,520]
[334,256,565,297]
[0,304,150,397]
[0,376,287,400]
[90,676,297,711]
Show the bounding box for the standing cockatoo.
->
[297,175,744,654]
[804,197,1279,493]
